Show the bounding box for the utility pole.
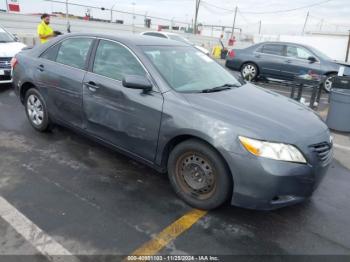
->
[346,30,350,62]
[132,2,135,33]
[231,6,238,38]
[65,0,71,33]
[110,1,117,23]
[193,0,200,34]
[258,20,262,35]
[302,11,309,35]
[319,19,324,31]
[5,0,8,12]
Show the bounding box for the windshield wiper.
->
[201,83,239,93]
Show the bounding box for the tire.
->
[241,63,258,81]
[167,139,232,210]
[24,88,51,132]
[323,73,337,93]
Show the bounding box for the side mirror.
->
[308,56,317,63]
[122,75,152,92]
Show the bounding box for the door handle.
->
[285,60,292,64]
[37,64,44,72]
[84,81,100,92]
[255,54,261,58]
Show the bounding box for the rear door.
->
[35,37,95,128]
[282,45,322,80]
[82,39,163,162]
[254,43,286,79]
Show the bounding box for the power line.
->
[202,0,334,15]
[242,0,334,14]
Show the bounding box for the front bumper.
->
[0,68,12,84]
[226,135,332,210]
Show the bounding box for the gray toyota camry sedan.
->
[12,33,333,210]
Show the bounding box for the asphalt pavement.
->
[0,84,350,261]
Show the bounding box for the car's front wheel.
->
[167,139,232,210]
[24,88,51,132]
[323,73,337,92]
[241,63,258,81]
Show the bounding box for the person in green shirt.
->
[37,13,54,44]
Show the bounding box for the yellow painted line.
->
[126,209,207,259]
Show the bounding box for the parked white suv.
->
[141,31,210,55]
[0,25,26,84]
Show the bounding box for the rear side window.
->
[92,40,146,81]
[40,44,60,61]
[261,44,284,56]
[56,38,93,70]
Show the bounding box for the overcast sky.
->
[1,0,349,34]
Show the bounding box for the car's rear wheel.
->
[324,73,337,92]
[24,88,51,132]
[167,139,232,210]
[241,63,258,81]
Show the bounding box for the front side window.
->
[93,40,146,81]
[262,44,284,56]
[286,46,314,60]
[56,38,93,70]
[142,46,241,93]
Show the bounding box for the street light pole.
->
[5,0,8,12]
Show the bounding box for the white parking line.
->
[0,197,77,261]
[334,143,350,152]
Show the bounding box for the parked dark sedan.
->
[226,41,350,91]
[12,34,333,210]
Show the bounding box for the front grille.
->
[310,142,333,165]
[0,57,12,69]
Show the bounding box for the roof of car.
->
[257,41,310,48]
[58,32,188,47]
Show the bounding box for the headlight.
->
[239,136,307,164]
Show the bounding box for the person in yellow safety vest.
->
[37,13,54,44]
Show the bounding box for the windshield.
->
[142,46,242,93]
[0,27,15,43]
[168,34,192,44]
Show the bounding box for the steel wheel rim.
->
[27,94,44,126]
[324,77,333,92]
[175,152,216,200]
[242,64,256,79]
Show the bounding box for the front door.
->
[282,45,322,80]
[83,39,163,162]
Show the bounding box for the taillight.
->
[11,57,18,69]
[228,50,235,58]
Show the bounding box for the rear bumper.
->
[225,59,242,71]
[226,151,331,210]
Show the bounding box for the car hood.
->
[0,42,26,57]
[182,83,329,144]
